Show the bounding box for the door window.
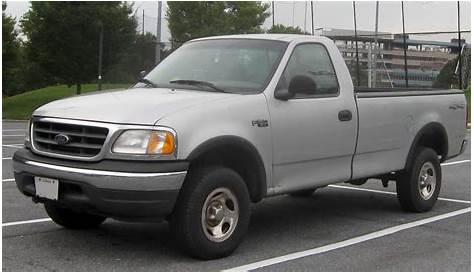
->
[278,43,339,97]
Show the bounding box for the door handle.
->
[338,110,352,121]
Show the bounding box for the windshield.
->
[137,39,288,94]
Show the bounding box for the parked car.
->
[13,34,467,259]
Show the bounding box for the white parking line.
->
[2,129,26,132]
[223,207,471,272]
[2,179,15,182]
[328,184,471,204]
[2,144,23,148]
[2,218,52,227]
[2,157,12,160]
[3,134,25,137]
[441,159,471,166]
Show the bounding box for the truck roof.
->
[191,33,322,43]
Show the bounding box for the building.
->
[318,28,469,88]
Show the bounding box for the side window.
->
[278,43,339,97]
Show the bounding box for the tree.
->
[167,1,269,48]
[434,48,470,89]
[267,24,307,34]
[433,58,456,89]
[21,2,137,94]
[2,2,23,96]
[105,32,158,83]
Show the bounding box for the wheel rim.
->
[201,187,239,242]
[418,162,436,200]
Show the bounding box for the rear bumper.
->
[13,149,188,221]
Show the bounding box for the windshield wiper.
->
[137,78,158,88]
[169,79,225,92]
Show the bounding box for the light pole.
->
[401,1,408,88]
[311,1,314,35]
[98,21,104,91]
[457,1,462,90]
[155,1,162,65]
[272,1,275,27]
[353,1,360,87]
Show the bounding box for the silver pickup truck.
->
[13,34,467,259]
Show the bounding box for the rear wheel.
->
[396,147,441,212]
[171,167,250,260]
[44,202,106,229]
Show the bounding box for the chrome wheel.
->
[418,162,436,200]
[201,187,239,243]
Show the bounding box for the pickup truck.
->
[13,34,467,259]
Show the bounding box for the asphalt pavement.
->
[2,121,471,271]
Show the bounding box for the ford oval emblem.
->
[54,134,70,145]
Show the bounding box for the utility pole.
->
[373,1,379,88]
[155,1,162,65]
[142,9,145,35]
[457,1,462,90]
[353,1,360,87]
[311,1,314,35]
[272,1,275,27]
[98,22,104,91]
[304,1,307,33]
[401,1,408,88]
[292,1,295,27]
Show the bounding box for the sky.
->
[4,1,471,43]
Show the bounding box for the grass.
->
[2,83,130,120]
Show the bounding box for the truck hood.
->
[33,88,237,125]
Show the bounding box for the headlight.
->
[112,129,175,155]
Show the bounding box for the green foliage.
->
[2,83,130,120]
[20,2,137,94]
[433,58,456,89]
[2,2,23,96]
[267,24,307,34]
[105,32,158,83]
[167,1,269,48]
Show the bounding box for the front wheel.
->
[396,147,441,212]
[171,167,250,260]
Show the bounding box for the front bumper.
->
[13,149,188,221]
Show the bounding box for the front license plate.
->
[34,177,59,200]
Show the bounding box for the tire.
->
[289,188,316,197]
[171,166,251,260]
[396,147,441,212]
[349,178,367,186]
[44,202,106,229]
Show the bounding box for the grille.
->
[32,120,109,158]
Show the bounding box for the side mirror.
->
[274,75,318,101]
[139,70,147,79]
[274,88,294,100]
[288,75,317,95]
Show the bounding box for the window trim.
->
[275,42,341,99]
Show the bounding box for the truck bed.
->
[352,88,466,179]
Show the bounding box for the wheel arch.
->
[186,135,267,202]
[405,122,449,168]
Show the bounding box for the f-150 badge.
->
[252,119,268,127]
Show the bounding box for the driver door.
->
[268,42,357,193]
